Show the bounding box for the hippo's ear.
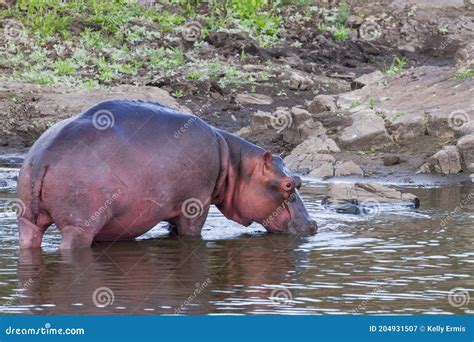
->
[263,151,273,171]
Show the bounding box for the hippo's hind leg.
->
[59,225,99,250]
[18,217,51,249]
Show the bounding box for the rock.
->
[346,15,363,28]
[382,155,401,166]
[280,106,328,145]
[336,94,363,111]
[338,109,392,150]
[454,42,474,68]
[467,163,474,173]
[248,110,274,131]
[351,70,385,90]
[306,94,337,113]
[322,182,420,214]
[418,145,462,175]
[389,116,428,142]
[457,134,474,167]
[284,136,340,176]
[288,70,314,90]
[334,161,364,176]
[308,155,336,179]
[235,93,273,105]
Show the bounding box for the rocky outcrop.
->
[418,145,462,175]
[0,81,190,147]
[457,134,474,167]
[338,109,392,149]
[322,182,420,214]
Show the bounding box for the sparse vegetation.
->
[454,67,474,80]
[385,57,407,76]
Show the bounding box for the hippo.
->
[17,100,317,249]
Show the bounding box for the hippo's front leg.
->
[171,201,211,236]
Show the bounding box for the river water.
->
[0,161,473,315]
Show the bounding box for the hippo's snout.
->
[288,218,318,235]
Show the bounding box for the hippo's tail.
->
[17,162,49,224]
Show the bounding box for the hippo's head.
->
[229,152,317,235]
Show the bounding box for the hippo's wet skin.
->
[17,100,317,249]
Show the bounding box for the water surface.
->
[0,165,473,315]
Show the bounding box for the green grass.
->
[385,56,407,76]
[454,67,474,80]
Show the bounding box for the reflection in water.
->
[0,166,473,315]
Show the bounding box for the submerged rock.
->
[322,182,420,214]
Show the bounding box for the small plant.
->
[186,70,200,80]
[391,111,406,122]
[438,25,449,35]
[277,90,287,97]
[317,21,328,32]
[454,67,474,80]
[375,111,386,119]
[367,97,377,110]
[332,24,349,41]
[53,59,76,76]
[385,57,407,76]
[171,89,184,98]
[291,41,303,48]
[407,5,417,17]
[350,100,361,109]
